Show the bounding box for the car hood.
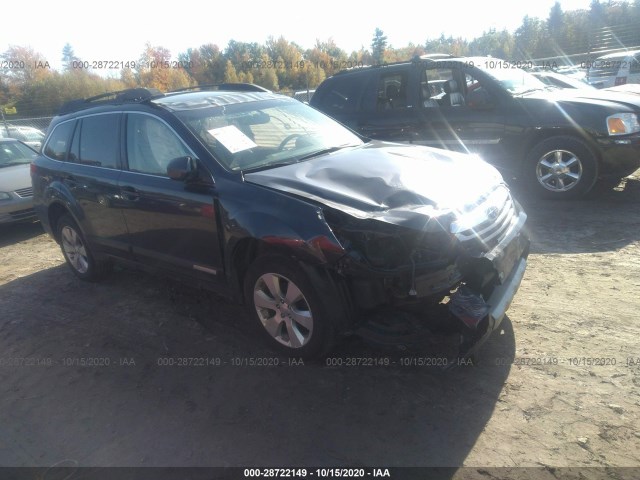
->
[244,142,504,228]
[0,163,31,192]
[523,87,640,111]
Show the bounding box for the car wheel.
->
[57,214,110,281]
[525,136,599,199]
[244,255,338,358]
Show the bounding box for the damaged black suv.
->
[32,85,529,358]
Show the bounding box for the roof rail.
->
[334,54,459,76]
[59,88,164,115]
[412,53,456,62]
[167,83,271,94]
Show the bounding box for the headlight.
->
[607,113,640,135]
[0,192,11,201]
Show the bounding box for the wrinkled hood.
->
[244,142,504,227]
[523,87,640,111]
[0,163,31,192]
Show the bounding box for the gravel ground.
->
[0,173,639,478]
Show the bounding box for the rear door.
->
[118,112,224,283]
[48,114,130,257]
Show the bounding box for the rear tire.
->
[56,214,110,281]
[524,136,599,199]
[243,255,339,359]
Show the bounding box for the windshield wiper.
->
[296,144,358,162]
[514,88,545,96]
[242,160,300,173]
[241,144,359,173]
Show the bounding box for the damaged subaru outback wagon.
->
[32,86,529,359]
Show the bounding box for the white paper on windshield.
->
[207,125,258,153]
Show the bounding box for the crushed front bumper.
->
[455,210,529,358]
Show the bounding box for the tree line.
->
[2,0,640,118]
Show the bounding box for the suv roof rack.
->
[167,83,271,94]
[334,54,459,76]
[412,53,456,62]
[59,88,164,115]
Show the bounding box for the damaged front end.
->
[244,143,529,358]
[323,183,530,358]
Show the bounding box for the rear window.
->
[314,75,368,113]
[43,121,76,160]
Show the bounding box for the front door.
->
[118,113,224,283]
[418,67,507,165]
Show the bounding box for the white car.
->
[586,50,640,89]
[532,71,595,90]
[0,138,38,224]
[0,125,46,150]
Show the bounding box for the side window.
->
[465,72,493,107]
[426,68,465,107]
[43,121,76,160]
[317,76,366,113]
[376,72,408,111]
[126,114,191,176]
[420,70,439,107]
[70,114,120,168]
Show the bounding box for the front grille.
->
[14,187,33,198]
[452,186,517,252]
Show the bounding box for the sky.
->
[1,0,593,72]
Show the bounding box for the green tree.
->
[514,15,548,58]
[1,46,52,92]
[547,2,567,50]
[371,28,388,64]
[135,43,192,91]
[251,53,279,90]
[469,29,514,58]
[223,60,239,83]
[61,43,80,72]
[178,44,225,85]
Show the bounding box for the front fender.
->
[216,179,345,270]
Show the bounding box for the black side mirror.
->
[167,156,197,181]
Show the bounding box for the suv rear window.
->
[316,75,367,113]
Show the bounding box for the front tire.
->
[243,255,338,359]
[524,136,599,199]
[56,214,110,281]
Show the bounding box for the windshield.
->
[0,141,37,167]
[480,65,548,95]
[176,98,363,172]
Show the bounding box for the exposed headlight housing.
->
[0,192,11,201]
[607,113,640,136]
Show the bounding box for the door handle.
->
[120,186,140,201]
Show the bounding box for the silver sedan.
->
[0,138,38,224]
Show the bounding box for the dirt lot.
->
[1,173,639,476]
